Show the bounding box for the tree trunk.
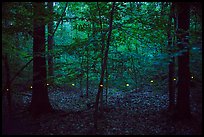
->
[168,3,176,112]
[3,54,12,114]
[105,65,108,107]
[30,2,53,117]
[97,2,105,113]
[48,2,54,84]
[80,56,84,97]
[175,2,191,119]
[130,55,137,87]
[94,2,115,129]
[86,46,89,98]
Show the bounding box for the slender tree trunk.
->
[30,2,53,117]
[134,45,139,90]
[3,54,12,114]
[48,2,54,84]
[168,55,176,111]
[86,44,89,98]
[130,56,137,86]
[97,2,105,113]
[94,2,115,129]
[105,65,108,107]
[168,3,176,112]
[80,56,84,97]
[175,2,191,119]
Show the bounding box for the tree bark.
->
[86,47,89,98]
[80,56,84,97]
[3,54,12,114]
[48,2,54,84]
[168,3,176,112]
[105,65,108,107]
[175,2,191,119]
[30,2,53,117]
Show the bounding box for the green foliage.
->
[2,2,202,92]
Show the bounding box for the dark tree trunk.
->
[94,2,115,129]
[48,2,54,84]
[97,2,105,113]
[80,56,84,97]
[168,58,176,111]
[168,3,176,112]
[105,65,108,107]
[3,54,12,114]
[30,2,53,117]
[86,52,89,98]
[130,56,137,86]
[86,44,89,98]
[175,2,191,119]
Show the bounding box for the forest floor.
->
[2,82,202,135]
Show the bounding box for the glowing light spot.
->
[6,89,9,91]
[72,83,75,86]
[100,84,103,87]
[150,80,154,83]
[126,83,129,87]
[191,76,194,79]
[47,83,49,86]
[30,86,32,89]
[173,78,177,81]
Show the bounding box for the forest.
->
[2,2,202,135]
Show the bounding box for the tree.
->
[97,1,105,112]
[30,2,53,117]
[79,56,84,97]
[94,2,116,129]
[48,2,54,84]
[175,2,191,119]
[86,39,89,98]
[2,54,12,114]
[167,3,176,112]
